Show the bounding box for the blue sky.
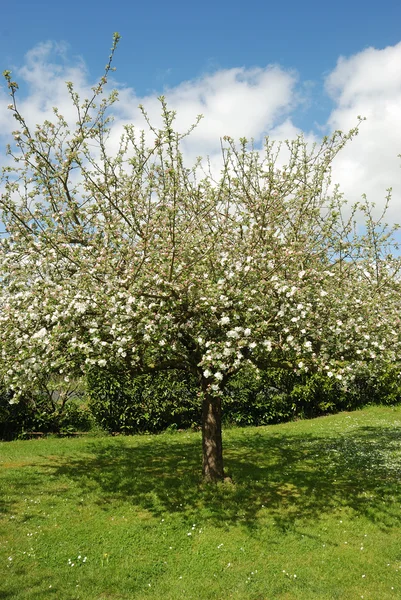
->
[1,0,401,232]
[2,0,401,128]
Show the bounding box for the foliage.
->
[86,363,401,433]
[87,368,201,433]
[0,379,94,440]
[346,364,401,408]
[2,361,399,439]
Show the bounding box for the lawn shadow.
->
[27,423,401,530]
[226,425,401,530]
[0,466,47,518]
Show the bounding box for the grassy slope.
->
[1,405,401,599]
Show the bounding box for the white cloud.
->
[325,42,401,225]
[103,64,299,165]
[1,39,400,232]
[9,42,89,128]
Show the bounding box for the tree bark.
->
[201,382,224,482]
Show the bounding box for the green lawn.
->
[1,405,401,599]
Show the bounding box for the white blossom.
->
[32,328,47,340]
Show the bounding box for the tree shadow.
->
[2,425,401,531]
[226,425,401,531]
[0,467,46,519]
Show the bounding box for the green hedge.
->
[86,363,401,434]
[2,363,400,440]
[86,369,201,433]
[0,385,95,440]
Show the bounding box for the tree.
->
[1,34,400,481]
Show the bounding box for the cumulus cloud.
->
[326,42,401,225]
[102,64,300,175]
[1,39,400,231]
[5,42,89,128]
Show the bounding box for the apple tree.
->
[1,35,400,481]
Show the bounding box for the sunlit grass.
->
[1,405,401,598]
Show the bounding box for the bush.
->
[3,362,400,440]
[87,368,201,434]
[0,380,95,440]
[223,367,296,426]
[86,362,401,435]
[344,364,401,408]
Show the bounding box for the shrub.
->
[4,363,399,440]
[0,380,95,440]
[86,368,201,434]
[86,362,401,435]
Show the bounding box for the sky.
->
[1,0,401,237]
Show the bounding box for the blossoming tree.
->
[1,35,400,481]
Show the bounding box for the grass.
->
[1,405,401,599]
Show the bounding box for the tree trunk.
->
[201,383,224,482]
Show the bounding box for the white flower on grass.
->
[244,328,251,336]
[214,372,223,381]
[227,330,240,339]
[220,316,230,325]
[203,369,212,378]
